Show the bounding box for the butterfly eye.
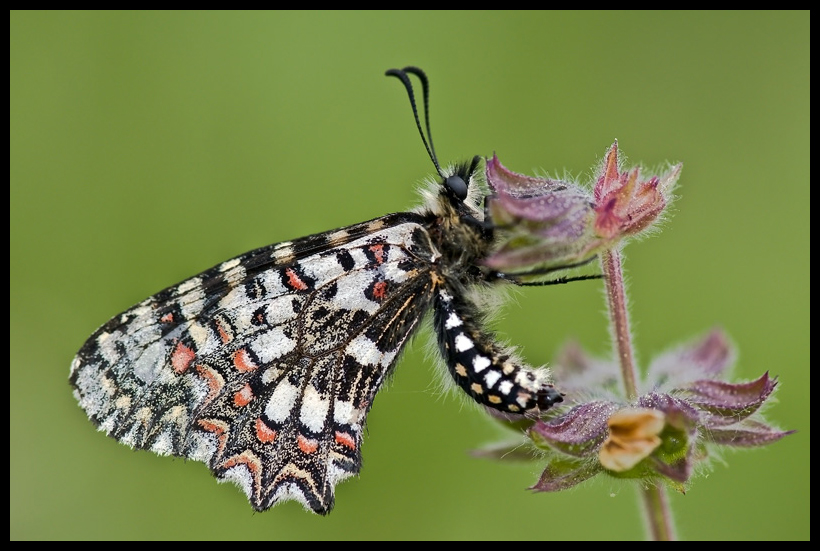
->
[445,175,468,201]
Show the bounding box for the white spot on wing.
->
[188,322,209,348]
[231,294,299,331]
[132,341,167,384]
[130,305,153,318]
[266,381,299,423]
[333,400,361,425]
[300,254,345,284]
[99,415,116,435]
[299,386,330,433]
[382,261,414,283]
[151,431,175,456]
[346,334,382,366]
[379,348,398,368]
[221,264,247,285]
[346,248,369,268]
[178,286,206,319]
[177,277,202,295]
[218,286,245,311]
[219,258,241,272]
[186,431,217,463]
[257,270,287,296]
[97,332,121,364]
[330,270,382,313]
[251,327,296,363]
[272,246,295,263]
[115,395,132,409]
[327,462,357,486]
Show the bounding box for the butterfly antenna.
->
[386,66,445,179]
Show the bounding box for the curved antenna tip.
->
[385,67,444,178]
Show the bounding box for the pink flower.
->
[483,143,681,277]
[593,140,681,241]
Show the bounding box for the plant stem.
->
[600,248,676,541]
[600,249,638,401]
[640,484,676,541]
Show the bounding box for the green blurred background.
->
[10,11,808,540]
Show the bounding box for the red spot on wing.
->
[369,243,386,265]
[233,383,254,407]
[297,434,319,454]
[198,419,224,435]
[255,418,277,443]
[372,280,388,301]
[171,342,196,374]
[222,452,257,471]
[195,364,224,401]
[216,319,232,343]
[160,312,174,323]
[284,267,308,291]
[233,348,258,372]
[334,431,357,450]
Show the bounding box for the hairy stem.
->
[600,248,676,541]
[640,484,677,541]
[600,249,638,401]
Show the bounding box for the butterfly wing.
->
[70,212,437,514]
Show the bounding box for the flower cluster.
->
[477,142,791,495]
[483,141,681,278]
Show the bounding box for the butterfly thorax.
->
[416,164,494,286]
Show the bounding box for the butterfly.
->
[69,66,573,515]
